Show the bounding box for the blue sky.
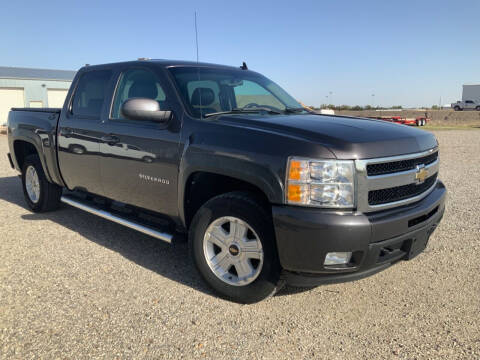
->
[1,0,479,107]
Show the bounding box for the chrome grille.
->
[355,148,439,212]
[368,173,437,205]
[366,151,438,176]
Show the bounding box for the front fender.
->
[177,144,285,225]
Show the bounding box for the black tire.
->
[454,106,461,111]
[189,191,284,303]
[416,119,420,126]
[476,106,480,111]
[21,154,63,212]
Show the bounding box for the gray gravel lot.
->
[0,131,479,359]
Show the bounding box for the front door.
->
[57,69,113,195]
[99,67,182,218]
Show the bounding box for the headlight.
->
[286,157,355,208]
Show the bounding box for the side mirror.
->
[121,98,171,123]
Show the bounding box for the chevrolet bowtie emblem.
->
[415,165,428,183]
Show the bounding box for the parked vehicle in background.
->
[7,59,446,303]
[451,100,480,111]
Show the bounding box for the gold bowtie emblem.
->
[415,165,428,183]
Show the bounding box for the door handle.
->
[101,134,120,145]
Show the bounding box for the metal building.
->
[0,66,76,124]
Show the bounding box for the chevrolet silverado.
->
[7,60,446,303]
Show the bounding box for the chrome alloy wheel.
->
[203,216,264,286]
[25,165,40,204]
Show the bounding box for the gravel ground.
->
[0,131,479,359]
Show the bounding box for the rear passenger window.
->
[72,70,112,117]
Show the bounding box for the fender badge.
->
[139,173,170,185]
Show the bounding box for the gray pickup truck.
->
[451,100,480,111]
[7,59,446,303]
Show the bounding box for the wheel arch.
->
[181,169,279,229]
[13,140,45,174]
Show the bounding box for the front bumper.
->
[272,181,446,287]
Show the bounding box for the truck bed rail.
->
[11,108,62,113]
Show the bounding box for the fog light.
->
[324,252,352,265]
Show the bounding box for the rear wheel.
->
[189,192,283,303]
[454,106,461,111]
[476,106,480,111]
[21,155,62,212]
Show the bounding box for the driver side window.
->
[234,80,284,109]
[111,69,167,119]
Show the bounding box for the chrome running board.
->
[60,195,173,243]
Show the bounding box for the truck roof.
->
[81,59,246,72]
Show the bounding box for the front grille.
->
[368,174,437,205]
[367,152,438,176]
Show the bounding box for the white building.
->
[462,84,480,102]
[0,66,76,125]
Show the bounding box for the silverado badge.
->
[415,165,428,184]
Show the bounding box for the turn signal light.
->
[288,160,308,181]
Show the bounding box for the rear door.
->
[57,69,114,195]
[99,66,182,218]
[47,89,69,108]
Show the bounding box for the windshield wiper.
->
[284,107,308,114]
[204,107,281,118]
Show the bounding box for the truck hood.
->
[215,114,438,159]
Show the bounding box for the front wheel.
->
[189,192,283,303]
[21,154,62,212]
[476,106,480,111]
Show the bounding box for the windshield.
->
[168,66,304,118]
